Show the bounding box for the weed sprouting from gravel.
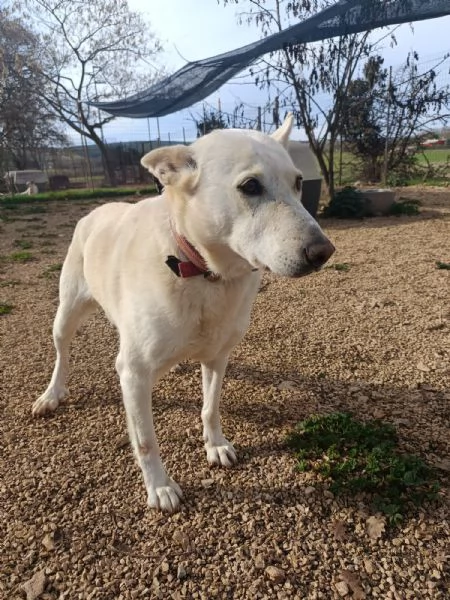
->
[287,412,440,525]
[41,263,63,278]
[328,263,351,272]
[14,239,33,250]
[10,251,34,263]
[35,232,58,238]
[436,260,450,270]
[0,302,14,315]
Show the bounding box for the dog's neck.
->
[169,224,221,282]
[168,220,256,283]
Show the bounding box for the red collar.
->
[166,223,221,282]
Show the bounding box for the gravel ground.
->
[0,188,449,599]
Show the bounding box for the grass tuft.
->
[328,262,351,272]
[436,260,450,270]
[287,412,440,525]
[41,263,63,278]
[0,302,14,315]
[14,239,33,250]
[10,251,34,263]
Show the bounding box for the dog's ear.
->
[271,113,294,148]
[141,145,197,188]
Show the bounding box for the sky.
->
[95,0,450,145]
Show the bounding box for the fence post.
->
[382,66,393,186]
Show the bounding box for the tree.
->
[194,107,228,137]
[13,0,163,185]
[193,102,255,137]
[341,53,450,183]
[221,0,410,201]
[0,9,67,171]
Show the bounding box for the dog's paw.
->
[32,387,68,416]
[147,478,183,513]
[205,440,237,467]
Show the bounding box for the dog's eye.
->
[295,175,303,192]
[239,178,263,196]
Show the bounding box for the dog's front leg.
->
[201,355,237,467]
[116,355,182,512]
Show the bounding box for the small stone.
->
[160,561,169,573]
[201,478,214,488]
[416,361,430,372]
[304,486,316,496]
[364,559,374,575]
[335,581,349,596]
[21,570,46,600]
[173,530,190,551]
[323,490,334,499]
[176,564,187,580]
[265,565,285,583]
[254,554,265,570]
[41,533,55,551]
[278,380,297,390]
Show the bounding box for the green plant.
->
[436,261,450,270]
[41,263,63,278]
[287,413,440,524]
[322,187,368,219]
[0,302,14,315]
[389,198,421,216]
[14,239,33,250]
[328,262,351,272]
[0,280,22,287]
[10,251,34,262]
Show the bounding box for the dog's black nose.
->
[304,238,335,268]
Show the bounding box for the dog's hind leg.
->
[116,351,183,513]
[201,355,237,467]
[32,249,96,416]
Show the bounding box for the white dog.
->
[32,116,335,512]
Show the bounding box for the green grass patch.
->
[0,302,14,315]
[0,185,157,205]
[287,412,440,525]
[416,149,450,164]
[41,263,63,278]
[436,260,450,270]
[328,262,351,272]
[35,232,58,239]
[14,239,33,250]
[10,251,34,263]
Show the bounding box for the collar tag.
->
[166,255,209,278]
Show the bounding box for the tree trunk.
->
[87,127,117,187]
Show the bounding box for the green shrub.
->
[322,187,368,219]
[389,198,421,216]
[287,412,440,525]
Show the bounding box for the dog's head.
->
[141,115,334,278]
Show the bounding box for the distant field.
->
[418,148,450,164]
